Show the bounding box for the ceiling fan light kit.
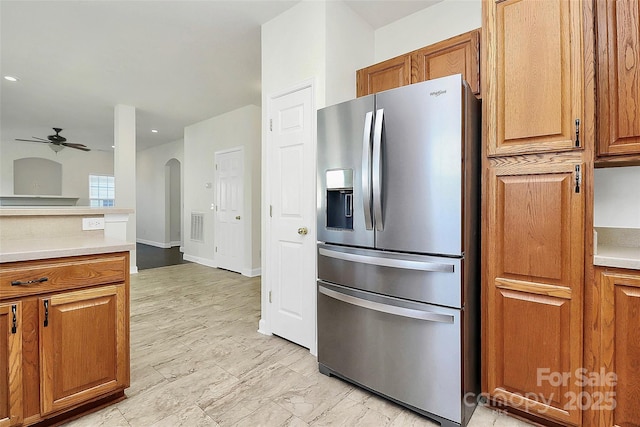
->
[15,128,91,152]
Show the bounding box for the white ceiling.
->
[1,0,439,152]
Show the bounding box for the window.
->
[89,175,115,207]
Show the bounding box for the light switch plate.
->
[82,217,105,230]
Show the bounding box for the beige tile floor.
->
[62,263,533,427]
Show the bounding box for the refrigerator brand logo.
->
[430,90,447,97]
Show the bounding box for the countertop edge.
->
[0,207,134,216]
[593,245,640,271]
[0,238,135,263]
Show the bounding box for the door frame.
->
[214,146,245,274]
[260,78,317,355]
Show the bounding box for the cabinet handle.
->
[11,277,48,286]
[575,118,580,147]
[11,305,17,334]
[44,300,49,327]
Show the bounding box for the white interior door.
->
[215,148,244,274]
[267,84,315,350]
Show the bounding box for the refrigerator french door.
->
[316,75,480,427]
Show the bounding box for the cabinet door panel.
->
[492,289,576,421]
[356,55,411,97]
[599,271,640,427]
[40,285,127,415]
[485,0,583,155]
[492,170,583,288]
[413,29,480,95]
[485,164,583,425]
[0,302,23,427]
[596,0,640,156]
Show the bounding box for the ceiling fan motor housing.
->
[48,128,67,143]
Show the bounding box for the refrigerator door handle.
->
[319,284,454,323]
[362,111,374,230]
[318,247,455,272]
[372,108,384,231]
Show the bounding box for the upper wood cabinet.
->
[412,29,480,95]
[356,29,480,98]
[483,0,584,156]
[596,0,640,157]
[356,55,411,97]
[0,302,23,427]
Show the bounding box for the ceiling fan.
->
[15,128,91,152]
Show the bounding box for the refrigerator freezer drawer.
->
[317,281,463,424]
[317,243,463,308]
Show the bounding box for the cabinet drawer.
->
[0,253,127,299]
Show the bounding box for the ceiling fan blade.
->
[16,138,50,144]
[32,136,49,141]
[62,143,91,152]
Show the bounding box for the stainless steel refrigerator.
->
[316,74,480,427]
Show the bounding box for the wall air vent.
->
[190,212,204,242]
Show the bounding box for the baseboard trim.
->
[183,254,217,268]
[242,267,262,277]
[136,238,171,249]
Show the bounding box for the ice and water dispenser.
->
[325,169,353,230]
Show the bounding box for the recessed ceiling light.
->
[4,76,19,82]
[151,129,158,133]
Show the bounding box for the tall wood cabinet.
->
[482,0,591,425]
[0,252,129,426]
[595,0,640,158]
[356,28,480,97]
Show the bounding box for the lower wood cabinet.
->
[0,252,129,426]
[0,302,23,427]
[39,285,128,415]
[483,159,584,425]
[595,268,640,427]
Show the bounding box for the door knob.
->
[297,227,308,235]
[235,216,241,220]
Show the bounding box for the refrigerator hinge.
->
[575,165,582,193]
[269,291,272,303]
[270,119,273,132]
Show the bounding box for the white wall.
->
[374,0,482,62]
[183,105,261,276]
[136,138,184,247]
[325,1,375,106]
[0,140,113,205]
[262,1,329,110]
[594,166,640,228]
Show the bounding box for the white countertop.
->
[594,245,640,270]
[0,236,135,263]
[594,227,640,271]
